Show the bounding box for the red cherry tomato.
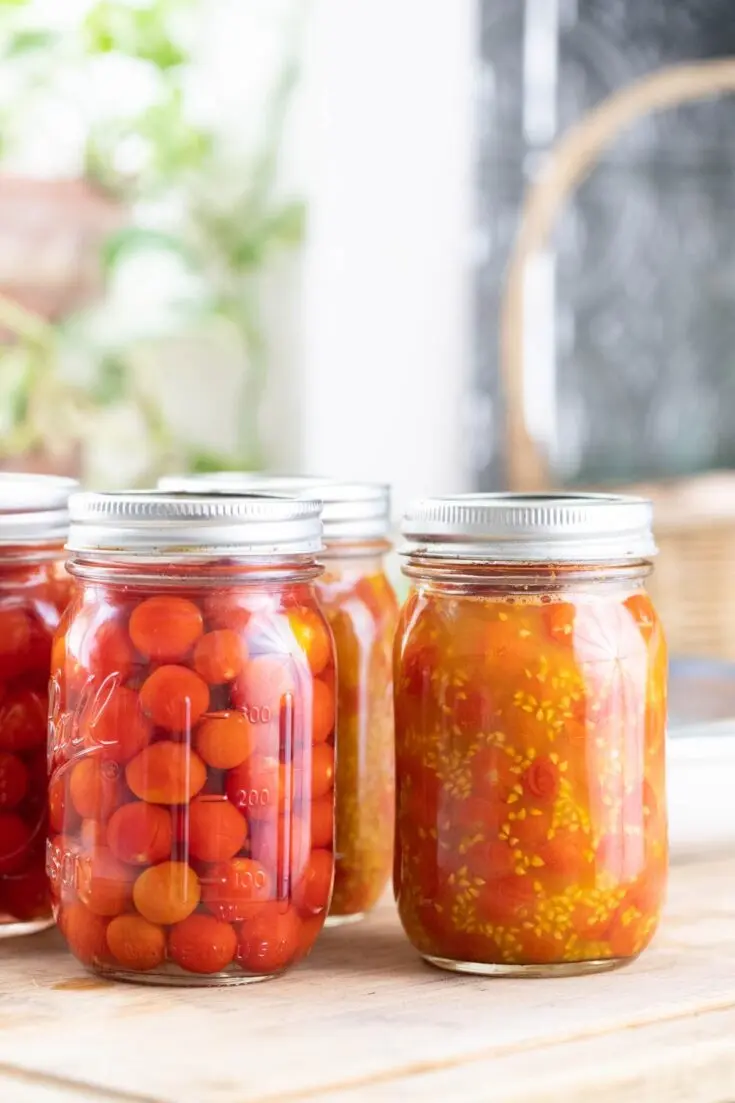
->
[0,752,27,810]
[287,609,331,675]
[0,690,47,753]
[107,802,173,865]
[76,847,133,917]
[311,679,335,744]
[133,862,201,926]
[188,797,247,863]
[61,902,109,966]
[69,758,122,822]
[81,685,152,764]
[106,915,166,972]
[193,630,248,685]
[126,742,206,805]
[0,812,32,875]
[293,849,333,916]
[0,607,33,680]
[310,800,334,849]
[49,773,75,834]
[521,756,560,803]
[295,913,325,962]
[3,865,50,921]
[139,666,210,732]
[201,857,271,923]
[195,711,256,770]
[169,913,237,975]
[79,617,140,682]
[235,902,301,974]
[128,596,204,662]
[311,743,334,800]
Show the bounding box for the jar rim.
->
[67,490,324,559]
[0,473,78,545]
[401,492,656,564]
[157,473,391,542]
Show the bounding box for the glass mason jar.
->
[0,474,77,936]
[48,491,335,985]
[159,475,398,926]
[394,494,668,978]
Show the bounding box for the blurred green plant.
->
[0,0,305,483]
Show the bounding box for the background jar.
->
[393,494,668,978]
[159,474,398,925]
[48,491,335,984]
[0,474,77,936]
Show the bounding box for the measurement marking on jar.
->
[240,704,272,724]
[232,787,271,809]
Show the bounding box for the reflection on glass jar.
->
[48,491,335,984]
[158,475,398,927]
[0,474,77,937]
[394,494,668,977]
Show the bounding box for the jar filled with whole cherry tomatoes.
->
[394,494,668,977]
[159,474,398,926]
[48,491,336,984]
[0,474,77,936]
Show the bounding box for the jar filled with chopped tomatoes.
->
[48,491,335,984]
[0,474,77,936]
[394,494,667,977]
[159,474,398,926]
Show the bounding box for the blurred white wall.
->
[298,0,476,517]
[1,0,477,503]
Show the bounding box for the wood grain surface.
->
[0,854,731,1103]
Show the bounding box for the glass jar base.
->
[325,911,366,929]
[422,953,633,978]
[93,967,276,988]
[0,917,54,940]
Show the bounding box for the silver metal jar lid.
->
[158,473,391,542]
[67,491,324,559]
[401,493,656,563]
[0,473,78,544]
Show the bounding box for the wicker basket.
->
[500,59,735,659]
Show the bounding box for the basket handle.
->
[499,59,735,491]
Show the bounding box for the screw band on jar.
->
[394,493,667,977]
[49,490,335,983]
[402,492,656,563]
[67,490,324,561]
[157,474,392,547]
[157,474,397,926]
